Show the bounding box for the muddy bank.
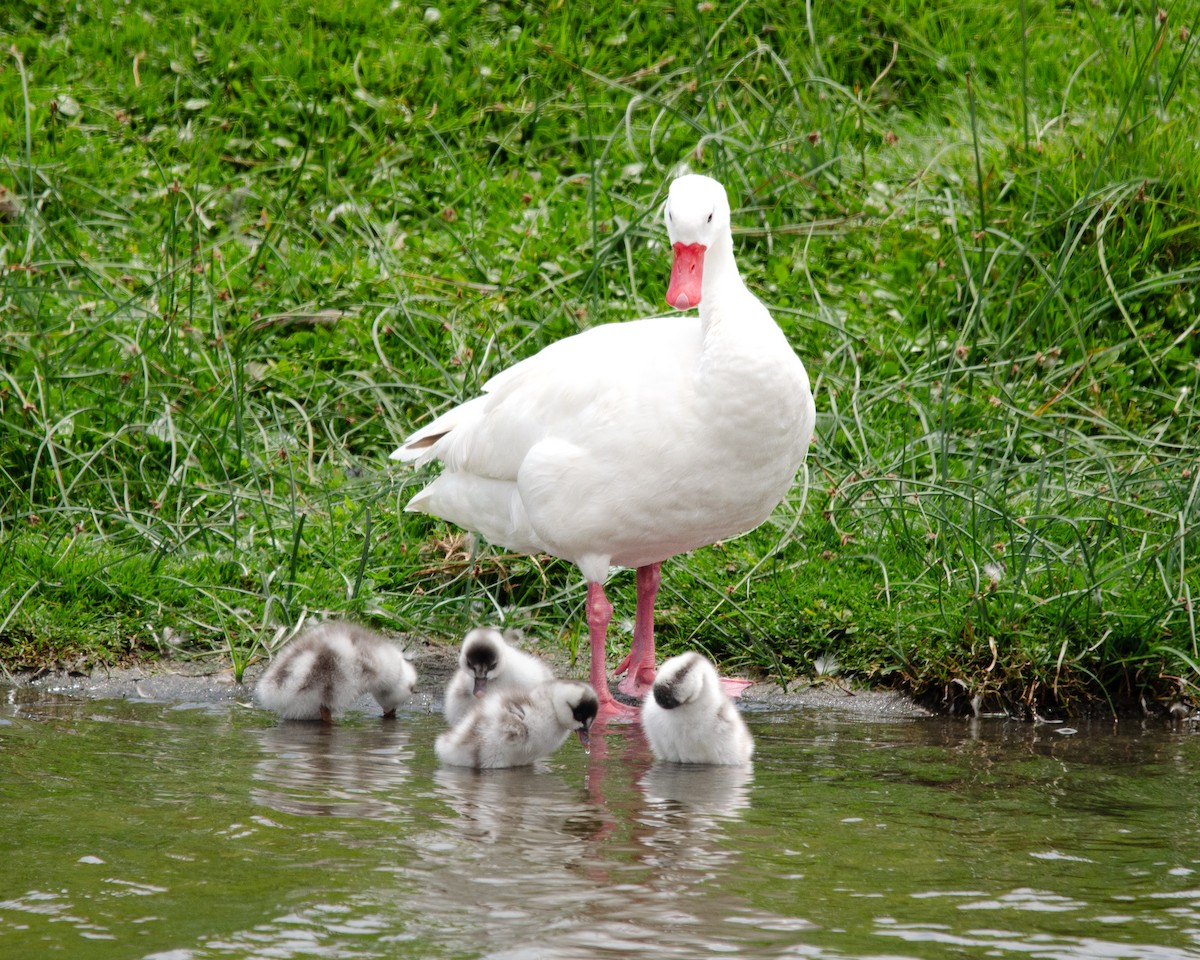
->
[3,637,932,721]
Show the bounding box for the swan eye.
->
[706,212,713,223]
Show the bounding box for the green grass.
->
[1,0,1197,714]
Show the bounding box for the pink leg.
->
[614,563,661,698]
[586,582,637,724]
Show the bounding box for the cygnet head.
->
[460,627,504,696]
[366,653,418,716]
[548,680,599,751]
[663,174,733,311]
[651,651,715,710]
[338,621,417,719]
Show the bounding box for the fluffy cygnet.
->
[255,621,417,723]
[640,652,754,764]
[435,679,598,769]
[443,627,555,726]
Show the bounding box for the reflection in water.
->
[4,690,1200,959]
[640,761,753,814]
[431,763,594,842]
[397,724,792,960]
[637,763,754,883]
[251,721,413,819]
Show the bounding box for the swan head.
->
[548,680,599,751]
[650,651,715,710]
[664,174,732,311]
[460,627,504,696]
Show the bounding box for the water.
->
[2,687,1199,959]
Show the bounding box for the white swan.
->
[254,621,417,723]
[393,174,815,721]
[435,679,598,769]
[443,627,555,726]
[640,652,754,764]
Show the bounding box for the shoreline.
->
[5,635,1194,725]
[2,638,934,722]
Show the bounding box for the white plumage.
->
[254,621,417,723]
[435,679,598,769]
[443,627,555,726]
[641,652,754,765]
[394,174,815,719]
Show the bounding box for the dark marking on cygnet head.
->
[652,656,698,710]
[571,688,599,752]
[572,690,599,729]
[653,683,681,710]
[464,634,501,695]
[465,638,501,677]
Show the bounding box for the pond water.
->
[2,686,1199,959]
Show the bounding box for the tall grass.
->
[0,1,1197,713]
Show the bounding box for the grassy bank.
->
[1,0,1198,715]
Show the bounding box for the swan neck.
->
[700,236,744,315]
